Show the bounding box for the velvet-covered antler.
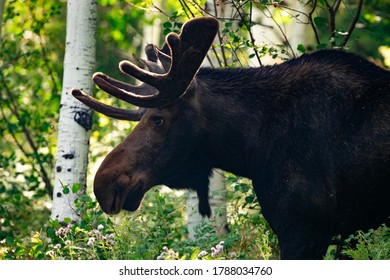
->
[72,17,219,118]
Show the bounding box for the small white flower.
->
[64,240,71,246]
[97,224,104,231]
[169,250,176,258]
[197,251,208,258]
[87,237,95,247]
[107,233,115,239]
[55,228,64,237]
[46,250,55,257]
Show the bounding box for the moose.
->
[72,17,390,259]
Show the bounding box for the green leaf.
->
[245,195,256,204]
[297,44,306,53]
[5,236,14,246]
[62,187,69,194]
[224,21,233,28]
[163,21,172,28]
[314,16,327,28]
[72,183,82,194]
[190,248,200,260]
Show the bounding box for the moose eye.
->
[150,116,164,127]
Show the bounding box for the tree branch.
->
[325,0,337,48]
[307,0,321,46]
[341,0,364,48]
[232,0,263,65]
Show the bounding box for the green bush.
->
[342,224,390,260]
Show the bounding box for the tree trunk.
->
[51,0,97,222]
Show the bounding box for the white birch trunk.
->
[51,0,97,222]
[186,0,230,240]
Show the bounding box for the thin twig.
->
[212,0,228,67]
[307,0,321,46]
[325,0,337,48]
[232,0,263,65]
[264,6,295,58]
[334,0,342,12]
[341,0,364,48]
[178,0,195,19]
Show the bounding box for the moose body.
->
[73,18,390,259]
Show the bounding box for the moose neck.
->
[195,67,279,179]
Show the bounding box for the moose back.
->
[72,17,390,259]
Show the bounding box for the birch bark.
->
[51,0,97,222]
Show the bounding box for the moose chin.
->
[72,17,390,259]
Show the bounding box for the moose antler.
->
[71,44,166,121]
[72,17,219,114]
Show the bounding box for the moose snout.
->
[93,171,147,214]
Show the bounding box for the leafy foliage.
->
[1,179,280,260]
[0,0,64,244]
[342,224,390,260]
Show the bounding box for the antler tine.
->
[116,17,219,108]
[72,43,169,121]
[72,89,145,121]
[157,43,172,72]
[132,46,167,74]
[144,44,158,62]
[77,17,219,110]
[93,72,159,101]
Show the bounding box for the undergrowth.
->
[1,176,389,260]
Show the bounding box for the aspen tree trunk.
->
[51,0,97,222]
[186,0,230,239]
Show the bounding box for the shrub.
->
[342,224,390,260]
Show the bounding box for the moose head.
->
[72,17,220,217]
